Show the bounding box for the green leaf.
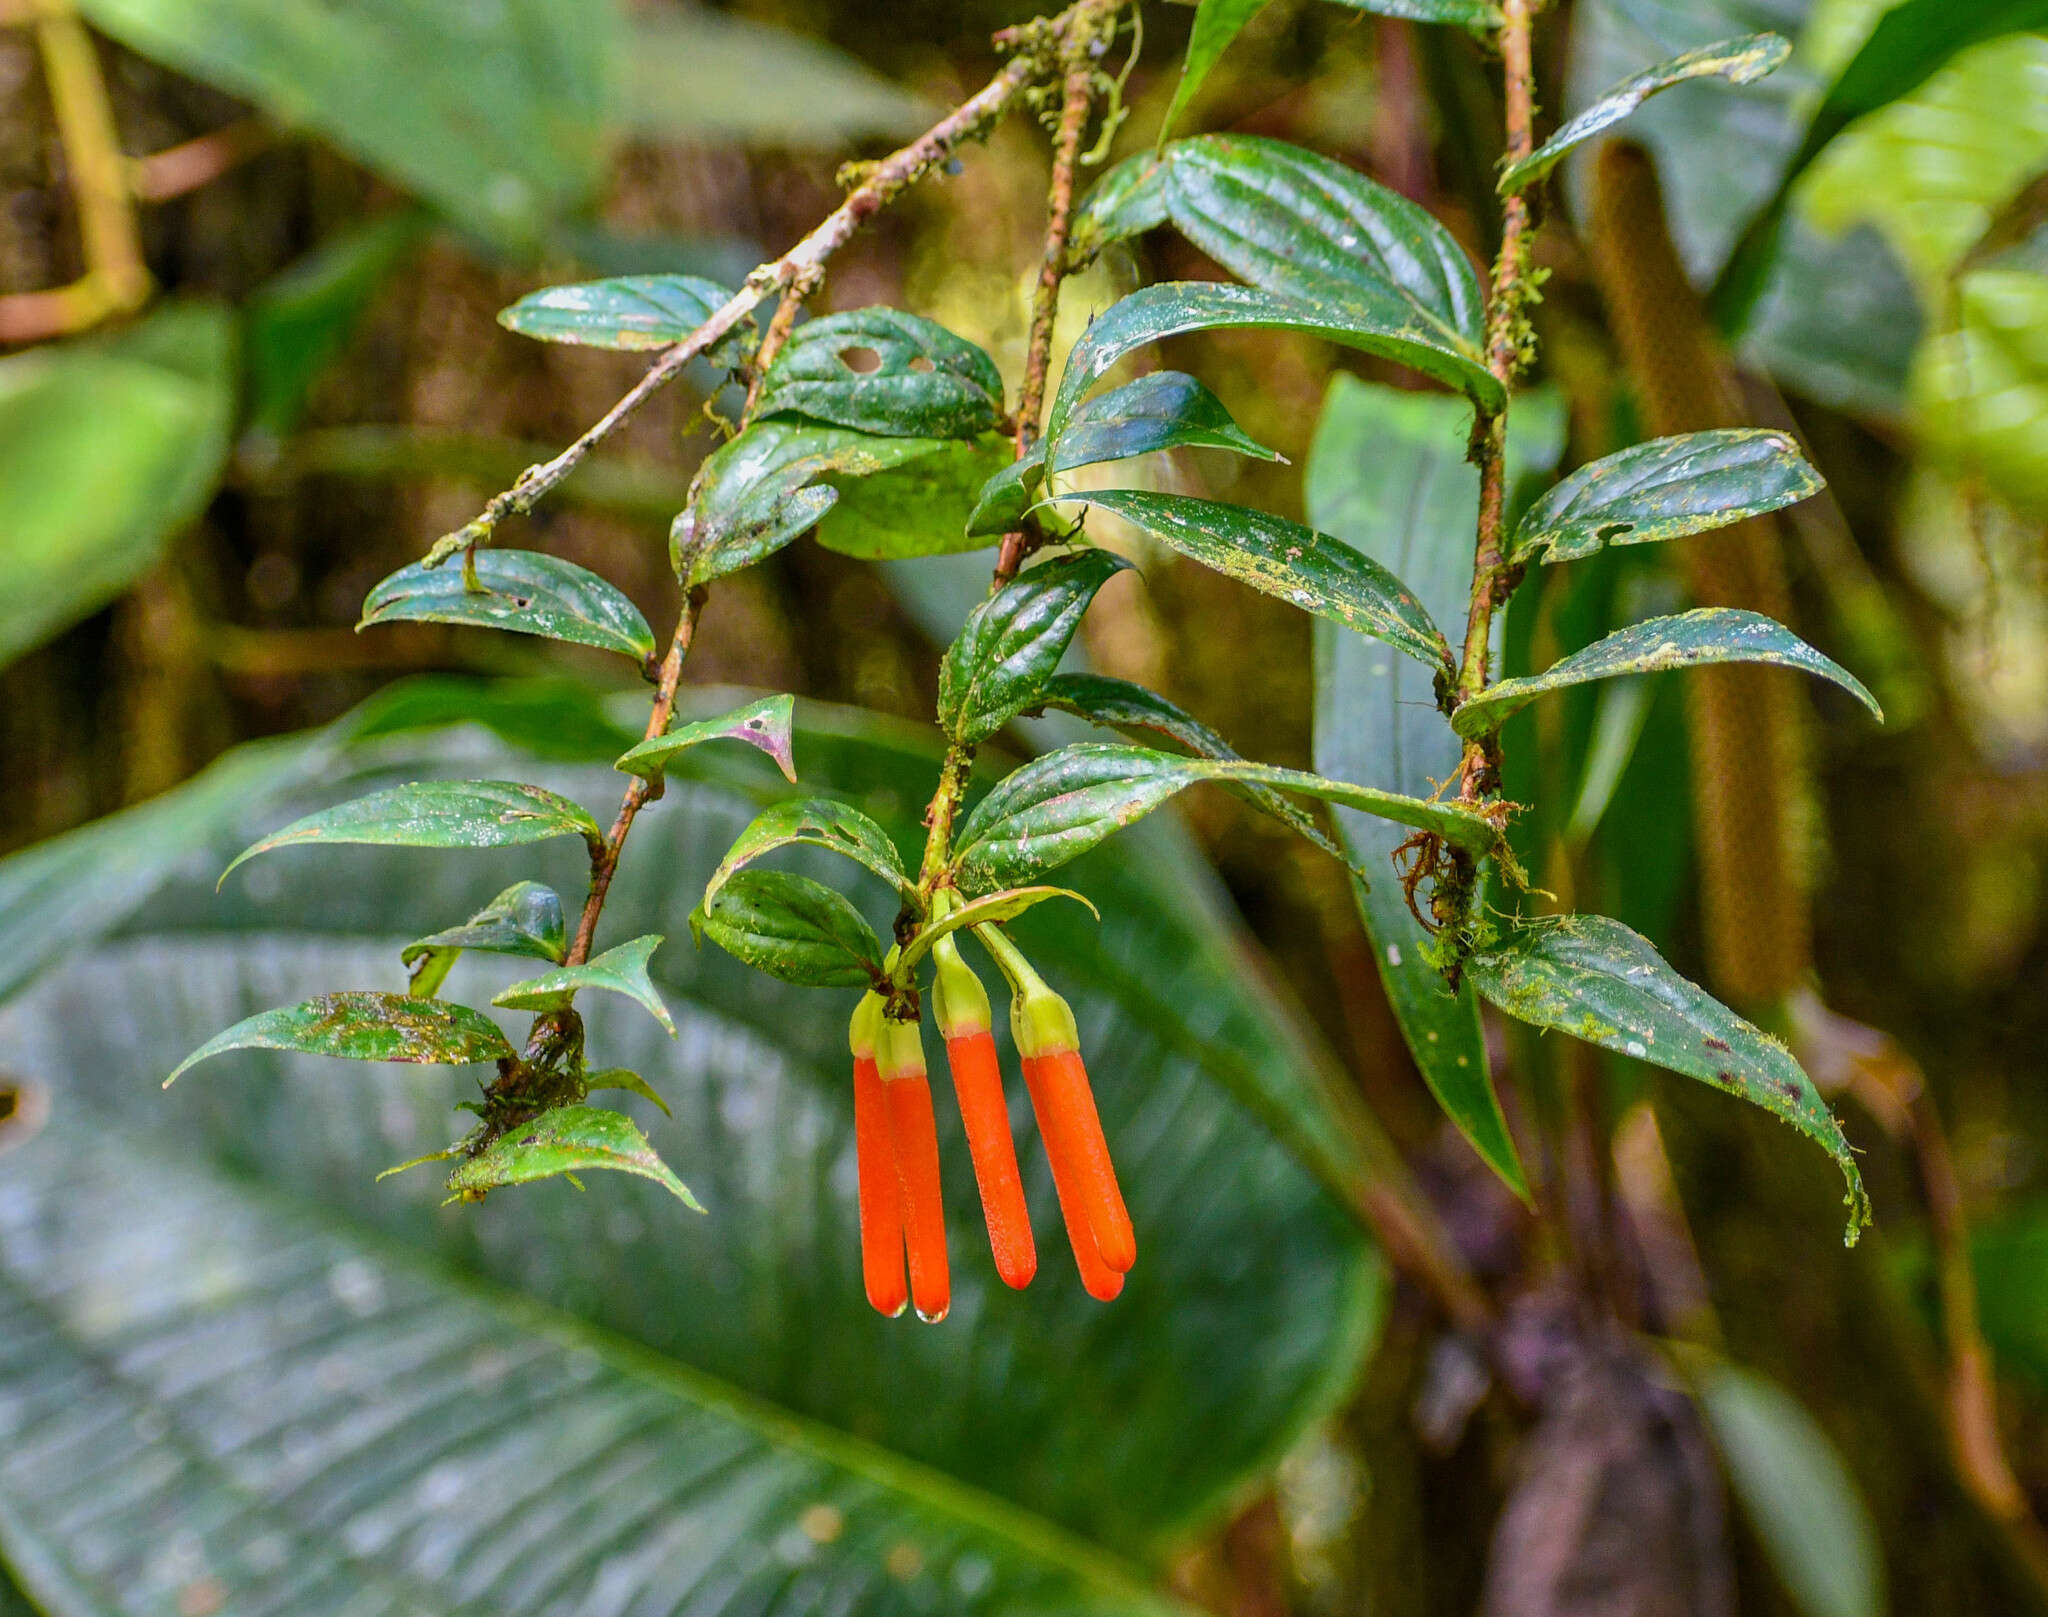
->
[1692,1359,1886,1617]
[1915,266,2048,518]
[359,548,657,661]
[1452,608,1883,738]
[0,690,1385,1570]
[1510,429,1824,566]
[585,1065,672,1116]
[691,868,884,989]
[78,0,613,252]
[494,934,676,1037]
[952,743,1497,893]
[752,307,1005,439]
[1039,672,1347,863]
[621,6,928,146]
[245,210,426,438]
[221,779,604,885]
[817,433,1017,559]
[1048,370,1281,474]
[401,879,567,997]
[616,693,798,785]
[938,549,1133,745]
[1467,914,1869,1237]
[164,991,512,1084]
[681,419,957,586]
[1325,0,1500,20]
[968,450,1047,538]
[447,1104,702,1210]
[1305,375,1558,1200]
[895,886,1098,974]
[1130,137,1487,351]
[1049,280,1501,439]
[1500,33,1792,194]
[0,302,235,668]
[499,273,740,354]
[705,796,914,905]
[1051,488,1452,670]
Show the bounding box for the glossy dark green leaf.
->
[447,1104,702,1210]
[0,688,1383,1574]
[952,743,1497,893]
[622,5,928,146]
[1692,1359,1885,1617]
[939,549,1133,745]
[1039,672,1346,863]
[1306,376,1557,1199]
[222,779,603,884]
[1509,429,1824,565]
[1467,914,1869,1237]
[401,878,566,996]
[1049,281,1501,439]
[1052,488,1451,670]
[0,302,235,668]
[752,307,1004,439]
[359,548,657,661]
[1501,33,1792,193]
[494,934,676,1036]
[1049,370,1280,474]
[499,273,740,354]
[616,693,798,785]
[705,796,914,905]
[245,210,426,438]
[817,433,1016,559]
[691,868,884,989]
[79,0,612,251]
[681,419,956,585]
[1453,608,1882,738]
[967,450,1047,538]
[164,991,512,1085]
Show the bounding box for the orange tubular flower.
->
[1000,945,1135,1298]
[849,995,907,1318]
[932,936,1036,1290]
[877,1012,951,1323]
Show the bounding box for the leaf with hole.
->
[752,307,1004,439]
[402,879,566,997]
[616,693,797,786]
[939,549,1132,745]
[705,796,913,906]
[1040,673,1346,864]
[359,548,656,661]
[1051,488,1450,671]
[1467,914,1868,1238]
[1307,376,1564,1200]
[499,273,741,356]
[1049,280,1501,440]
[222,779,603,885]
[691,868,885,989]
[1501,33,1792,194]
[951,743,1496,893]
[164,991,512,1085]
[1509,429,1824,565]
[493,935,676,1037]
[680,419,959,586]
[1453,608,1881,738]
[448,1105,701,1210]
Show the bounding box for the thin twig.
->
[128,117,273,202]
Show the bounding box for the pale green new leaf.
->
[447,1104,702,1210]
[1452,608,1882,738]
[165,991,512,1085]
[895,887,1098,974]
[1052,488,1451,670]
[1501,33,1793,193]
[818,433,1015,559]
[494,934,676,1037]
[1467,914,1868,1238]
[402,878,567,996]
[360,549,657,661]
[616,693,798,785]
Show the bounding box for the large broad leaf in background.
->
[0,681,1383,1612]
[0,302,235,667]
[1305,375,1563,1197]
